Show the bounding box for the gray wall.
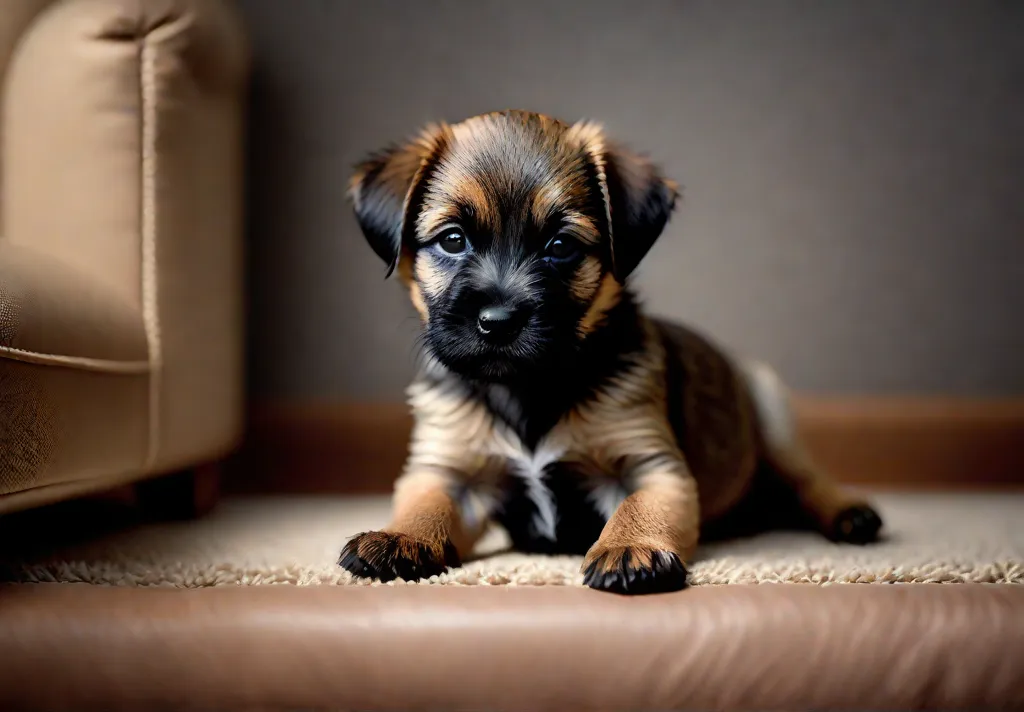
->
[238,0,1024,402]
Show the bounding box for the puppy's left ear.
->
[570,122,679,283]
[602,143,679,282]
[348,124,449,278]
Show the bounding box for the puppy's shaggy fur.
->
[339,110,882,594]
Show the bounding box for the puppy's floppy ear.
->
[569,121,679,283]
[348,123,450,278]
[603,144,679,281]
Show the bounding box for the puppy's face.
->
[349,110,678,383]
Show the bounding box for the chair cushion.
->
[0,242,148,370]
[0,242,150,501]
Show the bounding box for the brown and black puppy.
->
[340,110,883,594]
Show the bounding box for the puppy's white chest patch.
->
[586,479,629,521]
[502,436,568,543]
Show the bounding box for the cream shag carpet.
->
[0,492,1021,587]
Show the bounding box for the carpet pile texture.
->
[1,492,1021,587]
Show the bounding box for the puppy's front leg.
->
[339,469,474,582]
[582,454,699,595]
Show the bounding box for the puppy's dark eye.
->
[544,235,579,261]
[439,229,467,255]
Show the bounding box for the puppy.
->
[339,110,883,594]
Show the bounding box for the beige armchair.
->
[0,0,250,514]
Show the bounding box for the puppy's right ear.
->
[348,124,449,278]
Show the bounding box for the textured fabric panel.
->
[0,364,56,495]
[0,279,19,348]
[0,243,147,364]
[1,492,1020,586]
[0,359,148,496]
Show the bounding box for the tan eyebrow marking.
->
[571,255,603,301]
[416,175,497,242]
[416,204,462,241]
[578,273,622,337]
[560,210,600,245]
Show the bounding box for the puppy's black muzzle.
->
[477,304,530,345]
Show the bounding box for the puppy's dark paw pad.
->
[582,546,688,595]
[831,505,883,545]
[338,530,459,582]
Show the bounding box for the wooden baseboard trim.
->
[225,397,1024,494]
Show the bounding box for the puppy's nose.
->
[477,305,525,343]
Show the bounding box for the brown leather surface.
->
[0,583,1020,711]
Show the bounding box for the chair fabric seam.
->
[139,34,162,469]
[0,345,150,374]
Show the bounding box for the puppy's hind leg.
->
[740,360,883,544]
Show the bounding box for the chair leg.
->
[134,462,221,520]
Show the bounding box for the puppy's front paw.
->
[830,504,883,545]
[582,545,688,595]
[339,530,459,582]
